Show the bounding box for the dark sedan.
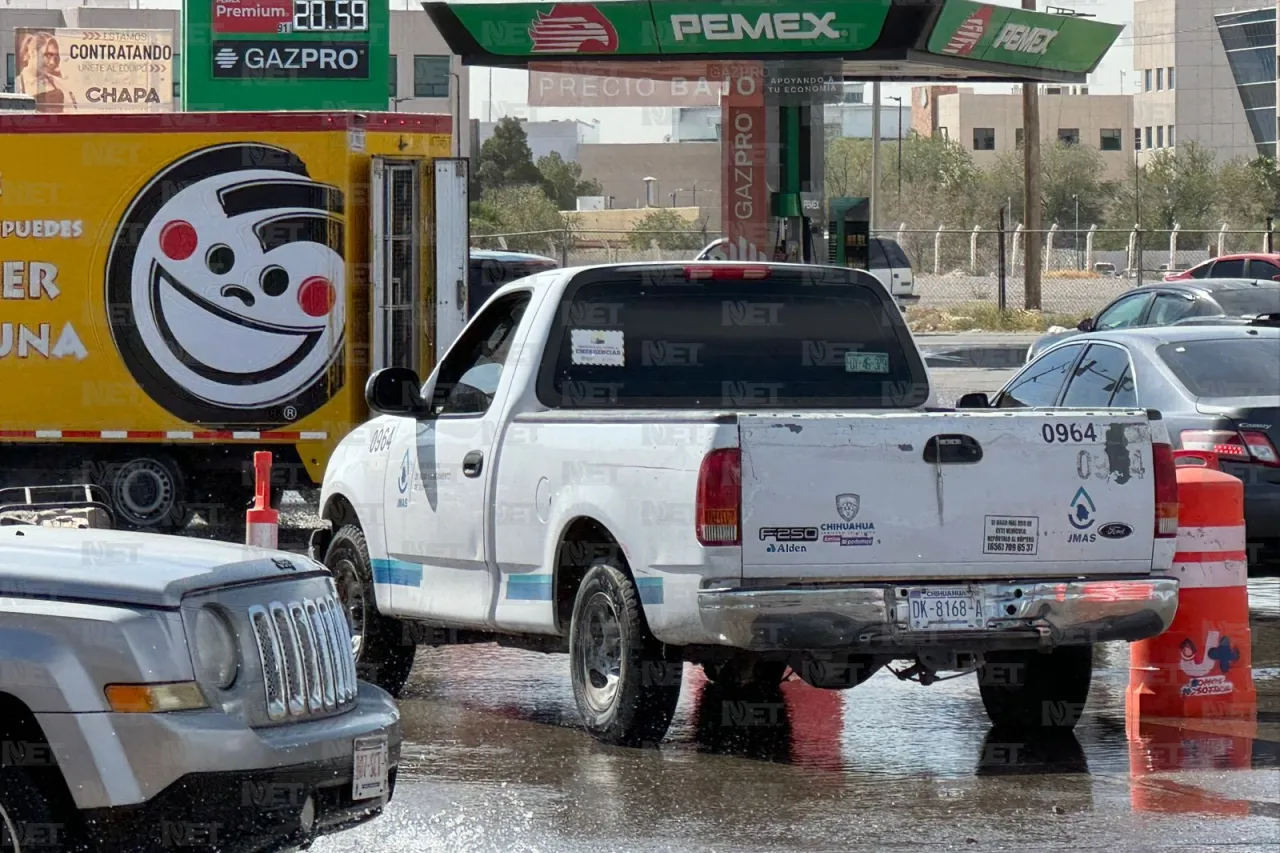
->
[1026,278,1280,361]
[960,323,1280,564]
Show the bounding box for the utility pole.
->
[871,81,882,233]
[890,95,903,202]
[1022,0,1043,310]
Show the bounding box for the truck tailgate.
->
[739,411,1156,580]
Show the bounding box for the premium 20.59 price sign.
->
[183,0,390,111]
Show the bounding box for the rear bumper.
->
[697,577,1179,654]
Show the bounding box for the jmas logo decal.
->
[105,143,347,428]
[672,12,842,43]
[529,4,618,53]
[941,4,993,56]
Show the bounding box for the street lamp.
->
[1070,193,1080,267]
[889,95,903,203]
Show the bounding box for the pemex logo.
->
[942,4,994,56]
[529,4,619,53]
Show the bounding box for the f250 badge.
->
[759,527,819,542]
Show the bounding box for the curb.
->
[920,344,1031,369]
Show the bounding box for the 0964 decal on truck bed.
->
[312,261,1181,747]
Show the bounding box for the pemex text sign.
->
[183,0,390,111]
[449,0,892,57]
[926,0,1122,73]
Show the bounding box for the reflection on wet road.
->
[312,578,1280,853]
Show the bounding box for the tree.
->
[1113,141,1217,235]
[475,116,544,198]
[1041,143,1117,251]
[469,185,571,254]
[537,151,603,211]
[626,208,706,251]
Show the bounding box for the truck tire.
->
[324,525,416,697]
[978,645,1094,731]
[98,454,190,531]
[569,562,683,747]
[0,768,69,853]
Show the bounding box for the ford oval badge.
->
[1098,522,1133,540]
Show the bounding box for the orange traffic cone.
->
[1127,466,1256,722]
[1128,717,1256,816]
[245,451,279,550]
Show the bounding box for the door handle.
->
[462,451,484,478]
[923,434,983,465]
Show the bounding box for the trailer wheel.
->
[100,455,189,531]
[325,524,416,697]
[978,645,1094,731]
[569,562,682,747]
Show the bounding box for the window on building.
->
[1145,126,1153,149]
[413,55,451,99]
[973,127,995,150]
[1216,7,1279,158]
[1168,125,1175,147]
[1157,125,1165,147]
[1134,128,1142,150]
[1156,68,1164,90]
[1100,128,1123,151]
[389,55,398,99]
[172,55,181,98]
[1058,128,1080,146]
[1015,127,1025,147]
[3,54,13,94]
[1168,66,1175,89]
[1144,69,1152,91]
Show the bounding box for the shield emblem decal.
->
[836,493,860,522]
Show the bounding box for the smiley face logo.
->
[105,143,346,428]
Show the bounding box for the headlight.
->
[193,605,239,690]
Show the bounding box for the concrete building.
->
[670,82,911,143]
[912,85,1135,180]
[1132,0,1275,163]
[576,142,721,230]
[475,118,600,163]
[2,0,466,148]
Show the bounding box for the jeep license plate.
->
[352,735,388,801]
[907,587,984,631]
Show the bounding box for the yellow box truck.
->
[0,110,466,529]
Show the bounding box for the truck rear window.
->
[537,272,928,409]
[1157,337,1280,398]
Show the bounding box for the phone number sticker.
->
[983,515,1039,555]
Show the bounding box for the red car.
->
[1164,252,1280,281]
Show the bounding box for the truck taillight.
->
[684,265,771,281]
[1153,442,1179,538]
[696,448,741,546]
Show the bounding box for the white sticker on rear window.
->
[845,352,890,373]
[570,329,625,366]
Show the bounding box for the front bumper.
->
[38,682,400,812]
[698,577,1179,654]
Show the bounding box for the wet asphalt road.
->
[184,366,1277,853]
[286,367,1278,853]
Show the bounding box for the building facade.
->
[1132,0,1275,163]
[670,83,911,143]
[2,0,466,144]
[475,119,600,163]
[912,85,1135,181]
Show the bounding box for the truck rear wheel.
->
[978,645,1094,731]
[98,454,190,531]
[569,562,682,747]
[324,524,416,697]
[0,768,70,853]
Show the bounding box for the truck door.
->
[370,157,423,373]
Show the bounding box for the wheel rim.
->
[333,557,367,661]
[575,590,623,714]
[0,800,21,853]
[112,458,176,526]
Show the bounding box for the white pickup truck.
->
[312,261,1181,746]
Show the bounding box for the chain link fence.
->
[474,221,1277,317]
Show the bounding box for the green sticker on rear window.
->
[846,352,890,373]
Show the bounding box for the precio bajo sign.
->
[183,0,390,110]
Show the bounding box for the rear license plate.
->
[352,735,389,801]
[907,587,984,631]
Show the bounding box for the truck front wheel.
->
[0,768,70,853]
[569,562,683,747]
[325,524,416,697]
[977,645,1094,731]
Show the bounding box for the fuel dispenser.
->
[828,197,871,269]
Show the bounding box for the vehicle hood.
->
[0,526,330,609]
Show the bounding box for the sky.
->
[460,0,1140,142]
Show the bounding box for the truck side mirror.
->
[957,392,991,409]
[1077,317,1096,332]
[365,368,430,417]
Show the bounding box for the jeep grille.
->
[248,597,357,721]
